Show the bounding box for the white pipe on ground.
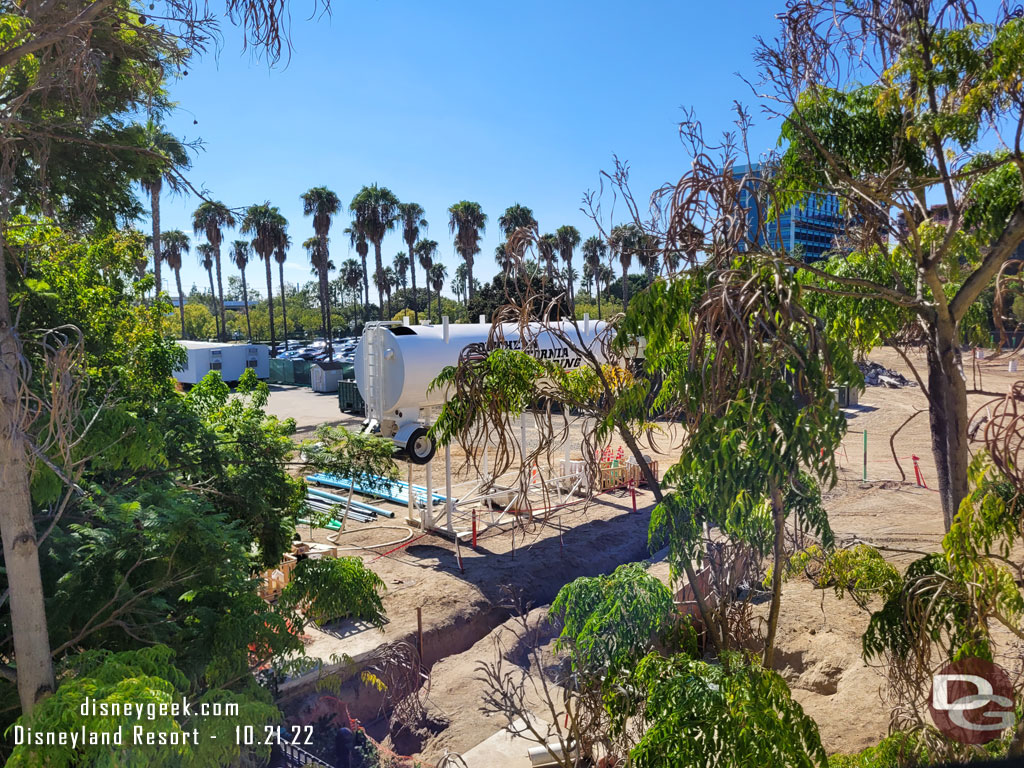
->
[442,316,449,344]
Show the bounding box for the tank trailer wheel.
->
[405,427,436,464]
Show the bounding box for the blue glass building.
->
[734,163,845,262]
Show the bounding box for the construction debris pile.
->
[858,361,916,388]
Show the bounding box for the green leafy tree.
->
[448,200,486,300]
[759,4,1024,530]
[183,301,216,339]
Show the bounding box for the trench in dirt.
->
[280,501,659,755]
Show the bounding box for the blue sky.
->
[157,1,786,297]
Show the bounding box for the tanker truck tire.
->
[406,428,436,464]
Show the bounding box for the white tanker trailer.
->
[354,319,613,464]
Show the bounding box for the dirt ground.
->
[265,346,1024,762]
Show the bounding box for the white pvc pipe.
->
[403,315,410,326]
[407,462,415,524]
[442,316,450,344]
[584,313,590,335]
[479,314,486,324]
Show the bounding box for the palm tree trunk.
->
[621,261,629,311]
[278,261,288,350]
[264,255,276,350]
[373,242,384,319]
[150,184,162,296]
[408,237,419,324]
[0,234,56,714]
[467,259,475,301]
[214,243,227,342]
[596,273,602,319]
[241,269,252,341]
[175,269,186,339]
[361,254,369,311]
[207,269,220,339]
[320,270,333,361]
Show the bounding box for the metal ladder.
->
[362,324,386,426]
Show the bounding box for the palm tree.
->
[350,185,401,319]
[498,203,537,240]
[453,262,469,305]
[192,200,235,340]
[161,230,190,338]
[301,187,341,360]
[343,225,371,313]
[392,252,409,295]
[274,232,292,349]
[555,225,581,305]
[582,235,607,319]
[140,121,190,299]
[381,266,397,318]
[231,240,253,340]
[415,239,438,322]
[448,201,486,300]
[398,202,427,323]
[538,233,558,287]
[196,242,220,339]
[340,259,363,324]
[495,242,514,274]
[635,231,660,279]
[429,262,447,320]
[240,203,287,350]
[609,224,636,311]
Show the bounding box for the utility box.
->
[311,361,348,393]
[175,341,269,384]
[338,380,365,414]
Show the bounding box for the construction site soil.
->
[265,346,1024,764]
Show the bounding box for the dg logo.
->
[929,657,1017,744]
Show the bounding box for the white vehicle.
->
[354,319,613,463]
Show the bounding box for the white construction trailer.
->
[174,341,270,385]
[354,318,613,464]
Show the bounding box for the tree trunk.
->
[207,269,219,340]
[320,270,333,361]
[467,258,475,301]
[241,269,252,341]
[150,184,162,296]
[175,270,186,339]
[763,483,786,668]
[278,261,288,351]
[621,261,629,311]
[0,234,56,715]
[360,252,369,311]
[927,316,970,532]
[264,255,276,351]
[214,242,227,342]
[408,238,419,324]
[373,242,384,320]
[596,273,602,319]
[614,423,724,654]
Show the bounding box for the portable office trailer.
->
[174,341,270,384]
